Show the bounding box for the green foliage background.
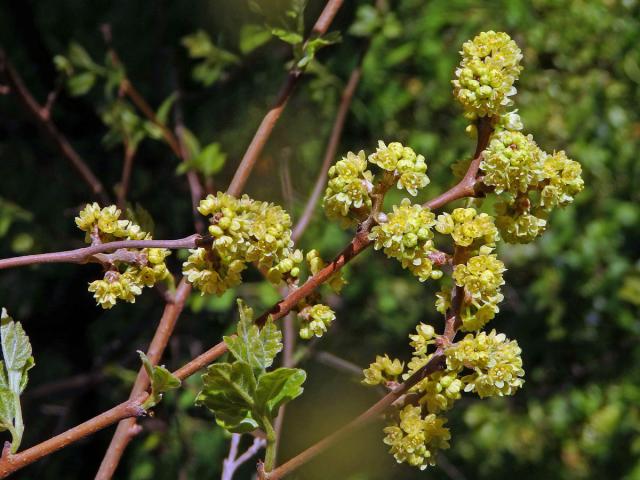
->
[1,0,639,478]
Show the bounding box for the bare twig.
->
[117,141,137,210]
[0,394,148,478]
[266,353,448,479]
[95,279,192,479]
[0,116,493,478]
[292,49,365,242]
[0,49,109,203]
[226,0,345,196]
[0,234,204,270]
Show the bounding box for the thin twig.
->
[0,234,204,270]
[0,394,148,478]
[266,353,448,479]
[292,48,365,242]
[0,118,493,478]
[0,49,110,203]
[117,142,137,210]
[226,0,345,196]
[95,279,192,479]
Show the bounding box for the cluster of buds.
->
[75,203,170,309]
[183,193,303,295]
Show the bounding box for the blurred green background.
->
[1,0,639,478]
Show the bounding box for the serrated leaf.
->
[0,386,14,431]
[255,368,306,417]
[0,361,8,389]
[18,356,34,394]
[196,361,258,432]
[213,406,260,434]
[1,312,32,371]
[239,24,272,54]
[224,300,282,372]
[271,28,303,45]
[138,351,181,408]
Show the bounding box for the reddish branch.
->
[0,49,110,204]
[0,234,204,270]
[0,394,148,478]
[95,279,192,479]
[117,142,137,210]
[226,0,345,196]
[0,100,492,477]
[292,56,364,242]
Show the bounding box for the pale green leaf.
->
[0,386,14,430]
[239,24,272,54]
[255,368,306,416]
[138,351,181,408]
[67,72,96,96]
[224,300,282,372]
[1,311,32,371]
[271,28,303,45]
[19,356,34,394]
[156,92,178,126]
[194,143,226,177]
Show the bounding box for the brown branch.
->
[0,394,148,478]
[0,234,204,270]
[117,142,137,210]
[0,49,110,204]
[0,114,493,478]
[226,0,345,196]
[95,279,192,479]
[266,353,447,479]
[292,47,365,243]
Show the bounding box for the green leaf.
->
[67,72,96,96]
[196,361,258,432]
[255,368,306,416]
[1,309,32,372]
[296,32,341,69]
[224,300,282,372]
[179,127,201,159]
[271,28,303,45]
[138,351,181,409]
[53,55,73,76]
[18,357,34,394]
[68,42,98,71]
[156,93,178,126]
[239,24,272,54]
[0,386,14,431]
[194,143,226,177]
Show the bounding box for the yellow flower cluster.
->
[445,330,525,398]
[452,31,523,118]
[298,303,336,340]
[76,203,170,309]
[368,141,429,196]
[362,354,404,386]
[323,151,373,227]
[183,193,302,295]
[435,207,499,248]
[369,199,441,282]
[383,405,451,470]
[452,253,506,331]
[306,249,347,293]
[482,130,584,243]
